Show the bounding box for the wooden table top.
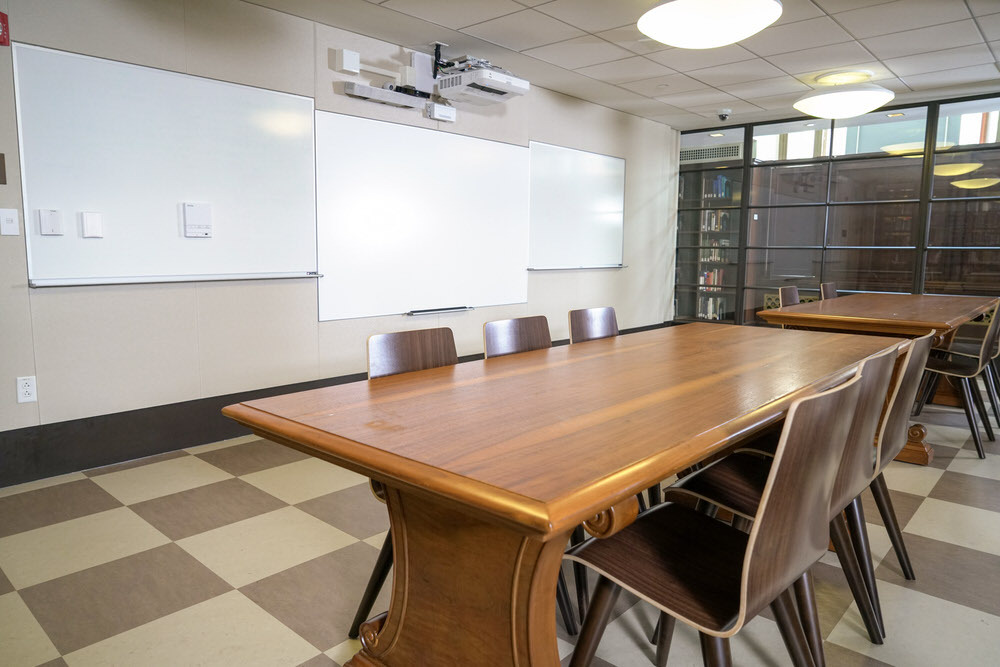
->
[758,293,997,337]
[223,323,899,539]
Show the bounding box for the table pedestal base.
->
[346,487,569,667]
[892,424,934,466]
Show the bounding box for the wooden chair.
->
[779,285,800,307]
[566,370,864,667]
[820,282,838,299]
[568,307,619,344]
[483,315,551,358]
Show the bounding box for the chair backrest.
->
[875,332,934,471]
[778,286,800,307]
[568,307,619,344]
[820,282,838,300]
[974,303,1000,369]
[738,371,862,628]
[483,315,551,359]
[829,346,899,517]
[367,327,458,379]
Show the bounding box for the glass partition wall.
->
[674,93,1000,326]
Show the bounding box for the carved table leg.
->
[892,424,934,466]
[345,486,570,666]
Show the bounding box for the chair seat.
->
[664,453,770,519]
[925,353,982,377]
[565,503,748,634]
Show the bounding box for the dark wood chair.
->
[820,282,838,299]
[779,285,800,307]
[566,369,864,667]
[568,307,619,344]
[483,315,551,358]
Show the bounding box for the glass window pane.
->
[932,148,1000,199]
[928,199,1000,247]
[752,119,831,162]
[823,249,915,291]
[826,203,918,246]
[925,249,1000,296]
[830,157,922,201]
[937,97,1000,150]
[679,169,743,208]
[832,106,927,157]
[675,286,736,321]
[678,209,740,247]
[747,207,825,247]
[742,287,820,324]
[750,163,829,205]
[746,249,822,287]
[680,128,746,170]
[676,248,738,286]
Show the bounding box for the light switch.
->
[80,211,103,238]
[0,208,18,236]
[183,202,212,238]
[38,209,62,235]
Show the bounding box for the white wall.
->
[0,0,678,431]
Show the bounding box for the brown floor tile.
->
[929,470,1000,514]
[0,567,11,595]
[822,641,892,666]
[19,543,232,654]
[875,532,1000,617]
[85,450,189,477]
[0,479,121,539]
[240,541,391,652]
[298,654,337,667]
[756,560,856,638]
[927,444,961,470]
[196,438,309,476]
[38,659,69,667]
[858,486,924,530]
[964,436,1000,456]
[130,478,286,540]
[296,483,389,539]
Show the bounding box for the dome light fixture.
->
[951,177,1000,190]
[880,141,955,156]
[934,163,983,177]
[637,0,783,49]
[793,83,895,120]
[814,70,873,85]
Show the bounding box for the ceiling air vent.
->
[679,143,743,165]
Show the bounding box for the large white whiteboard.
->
[316,112,529,321]
[14,44,316,285]
[528,142,625,269]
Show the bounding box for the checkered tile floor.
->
[2,400,999,666]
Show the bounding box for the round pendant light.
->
[951,177,1000,190]
[793,83,895,120]
[934,163,983,177]
[637,0,783,49]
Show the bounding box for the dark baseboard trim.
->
[0,321,677,488]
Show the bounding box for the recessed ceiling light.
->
[886,113,905,118]
[814,70,873,85]
[934,163,983,177]
[881,141,954,155]
[793,84,894,120]
[804,123,815,127]
[951,177,1000,190]
[709,132,725,137]
[637,0,783,49]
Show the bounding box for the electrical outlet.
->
[16,376,36,403]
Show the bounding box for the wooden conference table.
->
[758,293,999,465]
[223,323,899,666]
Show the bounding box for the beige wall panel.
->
[8,0,185,72]
[28,284,201,424]
[196,279,319,397]
[184,0,313,97]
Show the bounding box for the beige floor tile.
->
[90,455,232,505]
[0,508,169,589]
[946,449,1000,481]
[904,497,1000,557]
[363,531,388,549]
[0,472,87,500]
[827,580,1000,665]
[184,434,259,454]
[0,592,60,667]
[63,590,317,667]
[881,461,944,496]
[241,458,367,505]
[176,506,356,588]
[326,638,362,665]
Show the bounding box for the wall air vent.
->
[679,143,743,165]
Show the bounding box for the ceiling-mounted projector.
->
[434,55,529,106]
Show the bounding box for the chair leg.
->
[699,634,732,667]
[654,611,676,667]
[957,377,987,458]
[732,515,753,533]
[870,473,915,580]
[912,371,932,416]
[571,526,590,623]
[647,483,662,507]
[982,366,1000,428]
[556,568,579,636]
[569,575,622,667]
[969,374,995,441]
[349,529,393,638]
[771,587,818,667]
[844,498,884,637]
[913,371,939,417]
[794,571,826,667]
[637,491,648,513]
[830,514,883,644]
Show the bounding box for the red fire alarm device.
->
[0,13,9,47]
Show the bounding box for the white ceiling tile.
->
[648,111,709,130]
[514,0,549,6]
[575,56,674,84]
[606,97,685,117]
[523,35,633,69]
[646,44,756,72]
[833,0,972,39]
[812,0,895,11]
[900,62,1000,90]
[766,41,875,74]
[739,17,854,56]
[461,9,585,51]
[884,43,995,77]
[772,0,826,25]
[872,77,913,93]
[967,0,1000,16]
[691,100,765,118]
[862,19,984,59]
[719,76,812,99]
[595,24,670,55]
[381,0,524,30]
[654,89,739,108]
[620,72,709,97]
[743,92,813,110]
[977,12,1000,41]
[992,40,1000,60]
[534,0,659,33]
[687,58,787,87]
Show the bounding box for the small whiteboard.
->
[14,44,316,285]
[316,112,529,321]
[528,142,625,270]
